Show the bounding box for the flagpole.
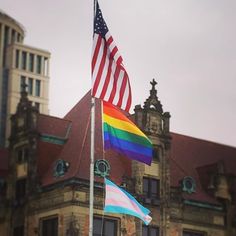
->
[89,1,97,235]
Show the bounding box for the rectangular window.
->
[28,78,33,95]
[29,53,34,72]
[21,51,27,70]
[183,230,205,236]
[143,178,160,200]
[15,178,26,201]
[20,76,26,92]
[93,217,118,236]
[15,49,20,68]
[142,225,159,236]
[17,148,29,163]
[35,102,40,111]
[36,55,42,74]
[152,147,159,161]
[12,30,16,43]
[41,216,58,236]
[35,80,41,97]
[13,225,24,236]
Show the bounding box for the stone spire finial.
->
[143,78,163,113]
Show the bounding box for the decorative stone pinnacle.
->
[143,79,163,113]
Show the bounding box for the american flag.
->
[91,2,132,112]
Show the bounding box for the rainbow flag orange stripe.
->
[103,101,152,165]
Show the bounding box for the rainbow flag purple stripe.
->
[104,178,152,225]
[103,101,153,165]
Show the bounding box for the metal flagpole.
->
[89,1,97,235]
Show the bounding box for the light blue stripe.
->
[104,205,150,225]
[105,178,150,215]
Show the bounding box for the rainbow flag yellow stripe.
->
[103,101,152,165]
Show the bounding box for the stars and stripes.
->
[91,2,132,112]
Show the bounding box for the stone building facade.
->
[0,80,235,236]
[0,10,50,147]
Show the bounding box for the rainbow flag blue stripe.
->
[103,101,152,165]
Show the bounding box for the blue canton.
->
[94,3,108,37]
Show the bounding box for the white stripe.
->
[121,78,130,110]
[104,62,116,101]
[95,48,111,98]
[92,38,105,86]
[113,70,125,105]
[106,186,143,215]
[105,33,121,63]
[92,34,99,60]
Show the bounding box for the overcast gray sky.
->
[1,0,236,147]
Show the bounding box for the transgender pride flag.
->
[104,178,152,225]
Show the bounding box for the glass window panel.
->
[104,220,115,236]
[22,51,27,70]
[29,54,34,72]
[20,76,26,92]
[93,218,103,235]
[143,178,149,195]
[150,227,158,236]
[142,226,148,236]
[36,55,42,74]
[35,80,41,96]
[28,78,33,95]
[15,49,19,68]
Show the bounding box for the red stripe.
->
[125,81,132,112]
[92,36,102,73]
[100,53,113,99]
[117,72,128,108]
[92,39,108,96]
[108,65,121,103]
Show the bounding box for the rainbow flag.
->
[103,101,152,165]
[104,178,152,225]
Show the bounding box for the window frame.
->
[183,229,206,236]
[40,215,59,236]
[93,216,119,236]
[142,225,159,236]
[143,177,160,200]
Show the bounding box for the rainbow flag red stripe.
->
[103,102,152,165]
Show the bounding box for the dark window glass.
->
[29,54,34,72]
[42,217,58,236]
[20,76,26,92]
[15,179,26,201]
[152,148,159,161]
[183,231,205,236]
[93,217,117,236]
[22,51,27,70]
[17,148,29,163]
[35,80,41,96]
[17,33,21,42]
[12,30,16,43]
[36,55,42,74]
[28,78,33,95]
[35,102,40,111]
[142,225,159,236]
[13,225,24,236]
[15,49,20,68]
[143,178,160,199]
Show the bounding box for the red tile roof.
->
[170,132,236,204]
[33,92,236,206]
[40,92,132,186]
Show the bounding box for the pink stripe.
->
[106,185,144,216]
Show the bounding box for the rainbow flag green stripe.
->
[103,101,153,165]
[103,123,152,148]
